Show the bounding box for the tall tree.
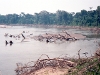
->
[97,6,100,26]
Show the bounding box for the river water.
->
[0,26,100,75]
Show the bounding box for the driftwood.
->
[15,54,76,75]
[32,32,85,43]
[4,31,86,44]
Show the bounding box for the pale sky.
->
[0,0,100,15]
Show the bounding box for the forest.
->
[0,6,100,26]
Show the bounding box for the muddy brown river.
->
[0,26,100,75]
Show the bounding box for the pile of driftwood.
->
[4,31,85,44]
[32,31,84,43]
[15,54,76,75]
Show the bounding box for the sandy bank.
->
[30,67,69,75]
[0,25,12,28]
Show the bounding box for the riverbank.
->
[1,24,100,34]
[68,48,100,75]
[26,24,100,35]
[0,25,12,28]
[31,25,100,34]
[15,54,76,75]
[15,47,100,75]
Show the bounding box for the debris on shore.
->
[15,48,100,75]
[15,54,76,75]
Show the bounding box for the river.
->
[0,25,100,75]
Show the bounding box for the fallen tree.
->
[15,54,76,75]
[32,31,86,43]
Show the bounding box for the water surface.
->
[0,26,100,75]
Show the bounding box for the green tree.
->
[97,6,100,26]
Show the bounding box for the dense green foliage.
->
[0,6,100,26]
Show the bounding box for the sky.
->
[0,0,100,15]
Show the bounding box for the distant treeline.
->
[0,6,100,26]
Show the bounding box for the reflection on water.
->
[0,26,100,75]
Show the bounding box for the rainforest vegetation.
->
[0,6,100,26]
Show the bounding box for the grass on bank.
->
[65,49,100,75]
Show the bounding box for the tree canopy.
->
[0,6,100,27]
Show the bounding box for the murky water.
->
[0,26,100,75]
